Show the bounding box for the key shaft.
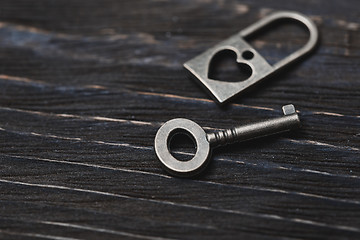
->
[207,105,300,147]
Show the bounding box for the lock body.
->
[184,11,319,104]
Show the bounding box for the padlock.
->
[184,11,319,104]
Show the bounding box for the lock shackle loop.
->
[239,11,319,70]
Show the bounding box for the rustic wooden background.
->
[0,0,359,239]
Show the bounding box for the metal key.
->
[154,104,300,177]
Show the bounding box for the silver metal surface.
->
[154,118,211,177]
[184,11,319,104]
[154,104,300,177]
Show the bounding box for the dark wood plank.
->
[0,0,359,239]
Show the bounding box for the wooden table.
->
[0,0,359,239]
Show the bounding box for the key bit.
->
[154,104,300,177]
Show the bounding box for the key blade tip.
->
[282,104,296,115]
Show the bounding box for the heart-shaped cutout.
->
[208,49,252,82]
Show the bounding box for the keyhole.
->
[168,130,197,161]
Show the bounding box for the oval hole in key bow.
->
[208,49,253,82]
[168,129,197,162]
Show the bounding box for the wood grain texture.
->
[0,0,359,239]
